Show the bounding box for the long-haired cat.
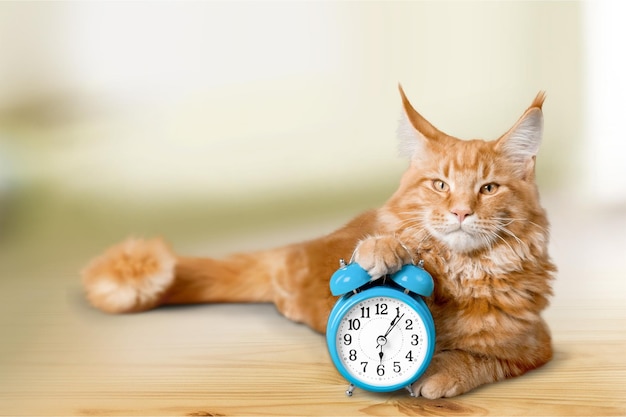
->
[81,86,556,399]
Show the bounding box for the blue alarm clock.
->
[326,260,435,397]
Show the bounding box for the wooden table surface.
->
[1,198,625,416]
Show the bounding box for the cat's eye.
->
[432,180,449,192]
[480,183,499,195]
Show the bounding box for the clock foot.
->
[346,384,355,397]
[405,385,416,397]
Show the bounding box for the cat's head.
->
[389,86,548,254]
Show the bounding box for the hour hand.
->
[376,335,387,364]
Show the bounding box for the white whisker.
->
[489,230,518,257]
[498,226,524,246]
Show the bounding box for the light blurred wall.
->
[0,1,590,206]
[583,0,626,206]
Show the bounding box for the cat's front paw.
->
[412,351,484,399]
[352,235,413,279]
[413,366,466,399]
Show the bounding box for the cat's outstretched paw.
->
[352,235,413,279]
[412,351,483,399]
[81,237,176,313]
[412,368,467,399]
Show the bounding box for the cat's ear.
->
[496,91,546,179]
[397,84,444,159]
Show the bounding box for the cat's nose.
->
[451,208,473,223]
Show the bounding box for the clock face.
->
[331,293,432,390]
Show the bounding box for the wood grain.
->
[1,293,625,416]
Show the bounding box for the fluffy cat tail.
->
[81,237,274,314]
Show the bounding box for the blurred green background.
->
[0,1,623,282]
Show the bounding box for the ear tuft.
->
[531,91,546,110]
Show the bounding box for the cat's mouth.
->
[444,230,485,252]
[432,222,488,253]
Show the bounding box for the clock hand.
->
[376,313,399,349]
[375,311,405,364]
[375,335,387,363]
[383,312,404,339]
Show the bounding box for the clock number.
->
[393,362,401,373]
[405,350,414,362]
[360,306,370,319]
[349,349,357,361]
[411,334,419,345]
[375,303,388,315]
[360,361,368,373]
[405,319,413,330]
[348,319,360,330]
[377,364,385,376]
[343,334,352,345]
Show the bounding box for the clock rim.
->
[326,286,436,393]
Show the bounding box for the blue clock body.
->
[326,263,436,395]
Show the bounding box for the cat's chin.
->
[438,230,487,253]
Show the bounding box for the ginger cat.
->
[82,86,556,398]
